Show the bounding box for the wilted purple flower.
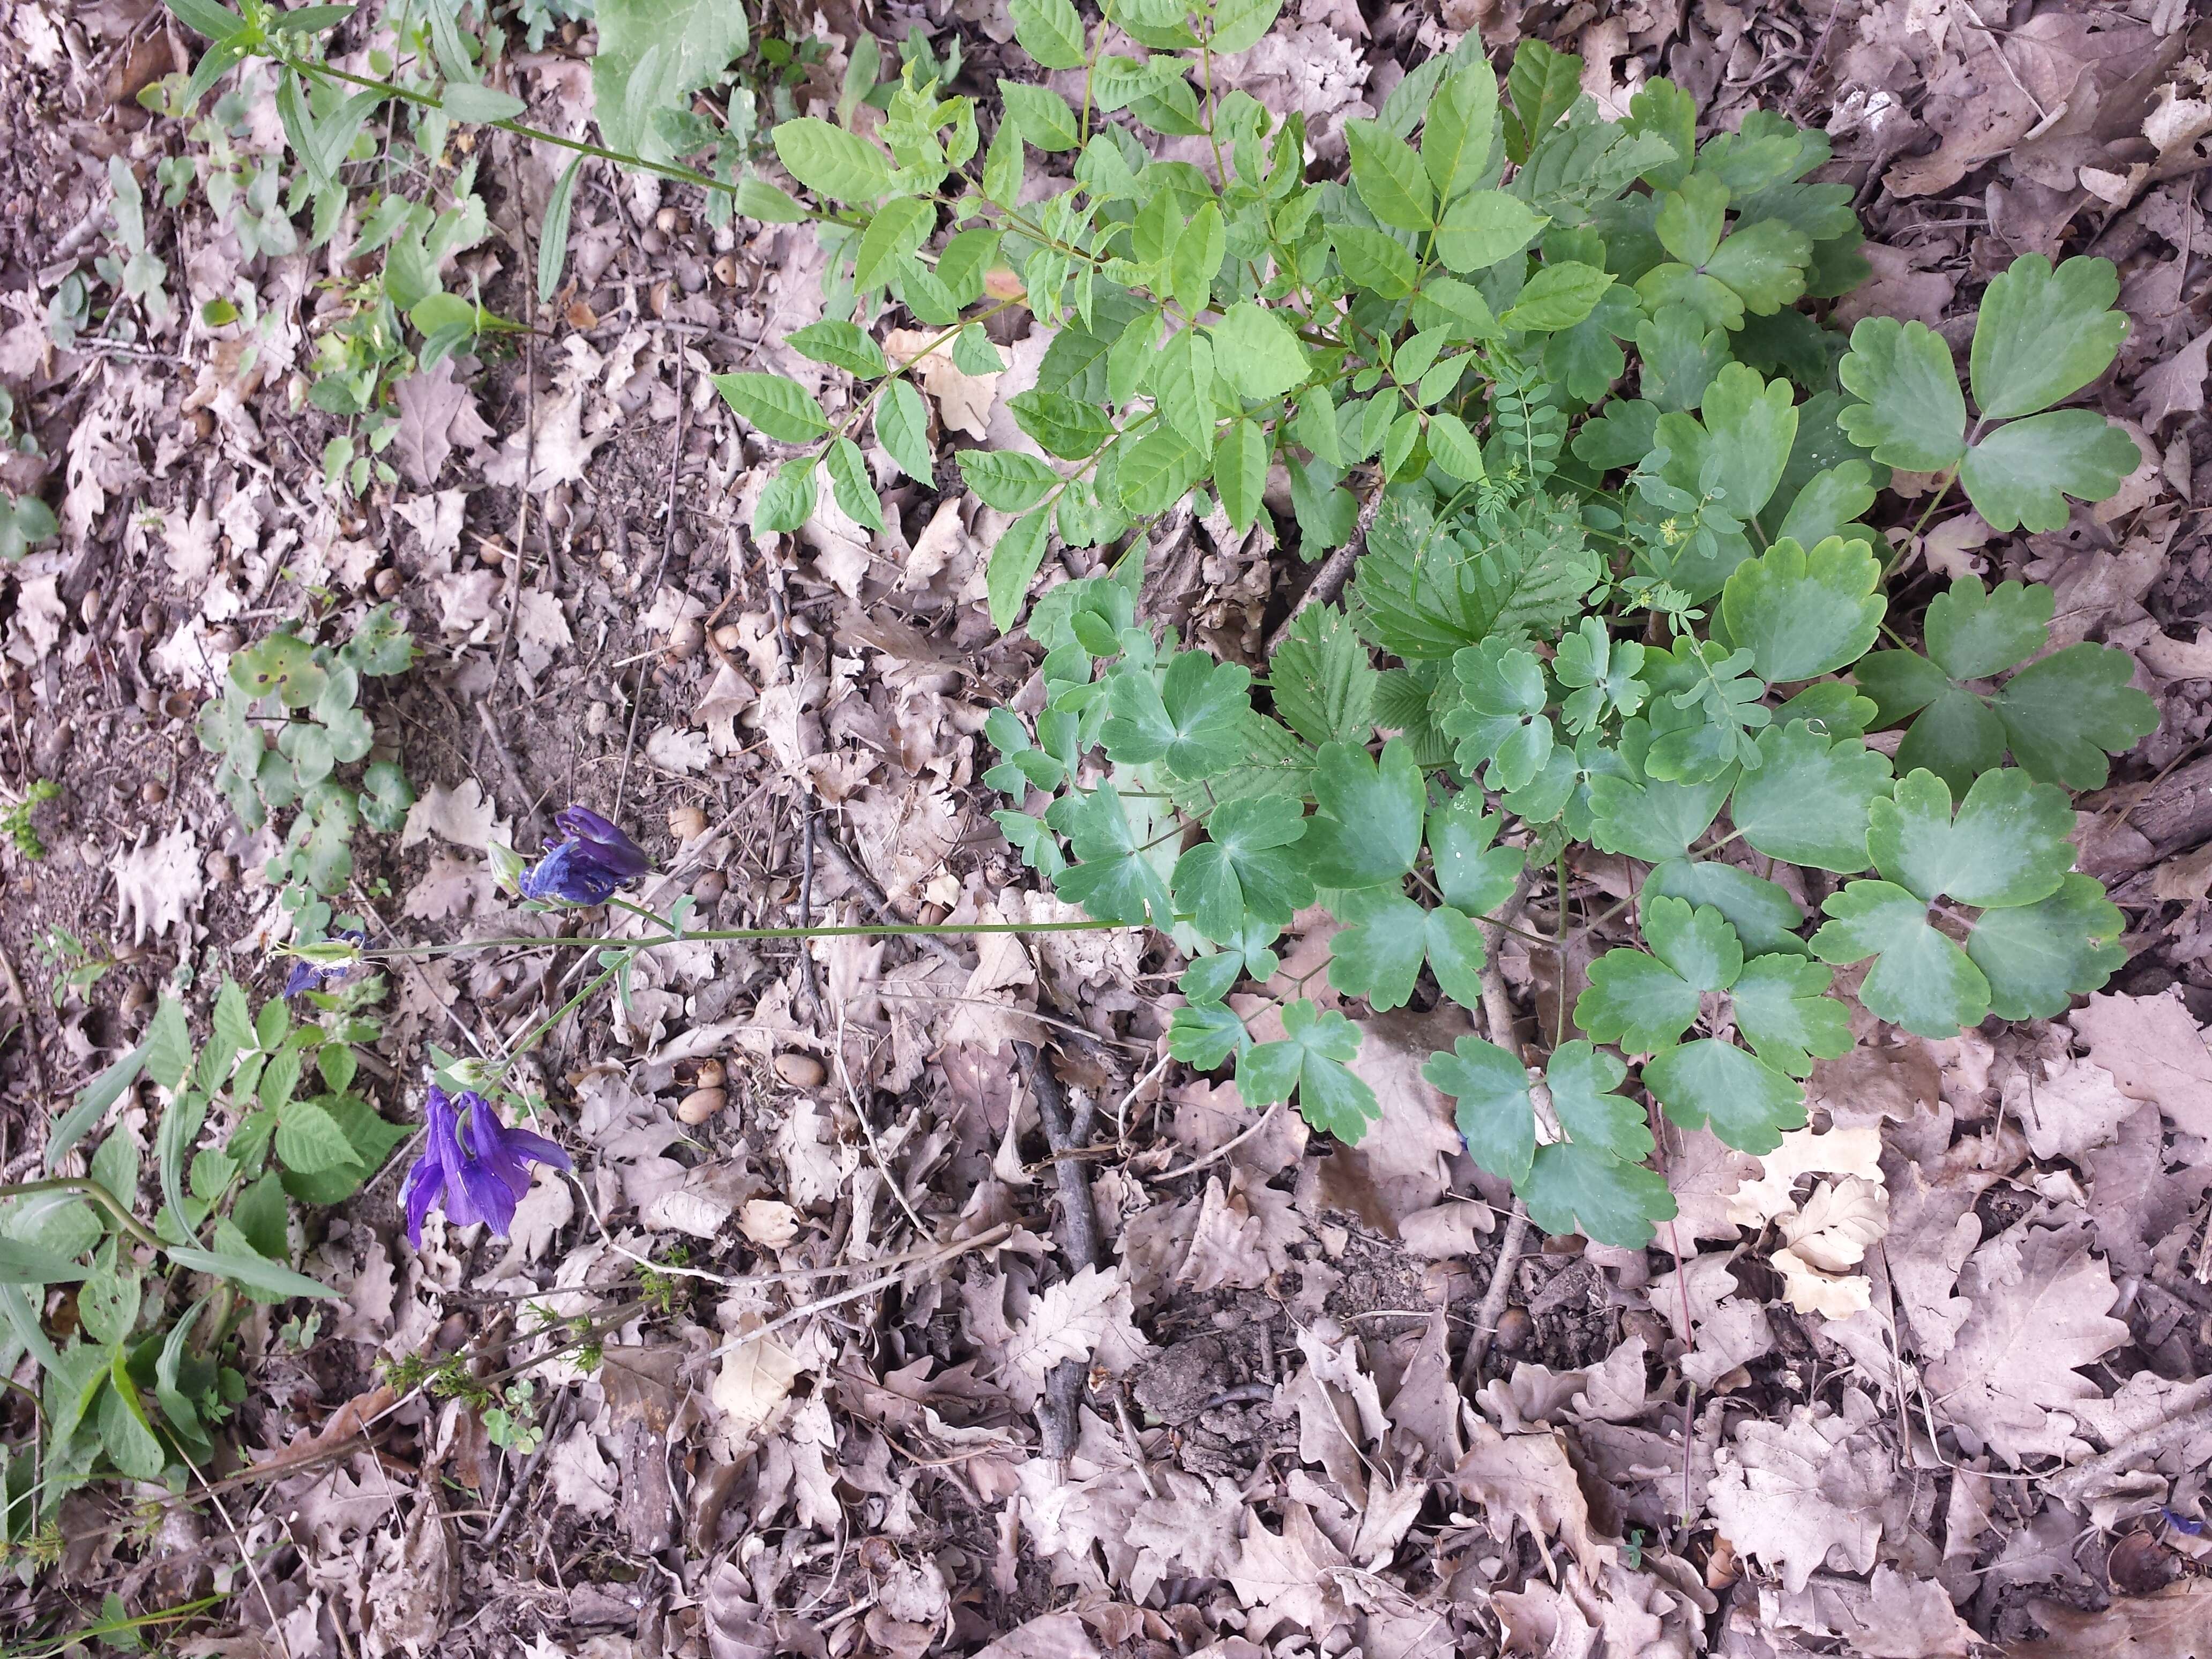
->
[401,1086,572,1246]
[518,805,652,905]
[284,929,369,998]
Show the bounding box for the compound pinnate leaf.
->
[1422,63,1499,202]
[1171,795,1313,941]
[1959,409,2142,535]
[1970,254,2129,420]
[1966,873,2125,1020]
[1047,784,1173,925]
[1522,1140,1677,1248]
[1836,317,1967,471]
[1991,643,2156,791]
[1641,1038,1805,1155]
[1237,1000,1378,1143]
[1429,792,1527,915]
[1728,953,1850,1077]
[1720,534,1884,683]
[1729,721,1893,873]
[1447,639,1554,790]
[1301,737,1426,890]
[1868,767,2074,909]
[1424,1035,1536,1184]
[1811,878,1989,1037]
[1102,650,1254,780]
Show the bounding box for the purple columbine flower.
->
[518,805,653,905]
[284,928,368,998]
[400,1086,573,1247]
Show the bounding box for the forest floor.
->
[3,0,2212,1655]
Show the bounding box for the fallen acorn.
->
[677,1086,726,1124]
[774,1051,825,1088]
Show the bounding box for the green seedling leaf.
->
[1237,1000,1378,1142]
[1836,317,1967,470]
[1301,737,1426,890]
[1171,796,1314,941]
[1447,639,1554,791]
[1866,767,2074,910]
[1970,253,2129,420]
[1958,409,2142,535]
[1729,721,1893,873]
[1720,534,1883,683]
[1811,878,1988,1037]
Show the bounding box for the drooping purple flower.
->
[518,804,653,905]
[284,929,368,998]
[400,1086,573,1246]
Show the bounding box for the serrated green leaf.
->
[1641,1038,1804,1155]
[1347,118,1434,231]
[753,458,816,533]
[824,438,885,533]
[1720,533,1883,682]
[1501,261,1613,332]
[788,320,890,380]
[1959,410,2141,535]
[1154,326,1219,450]
[958,447,1058,513]
[1836,317,1967,470]
[1210,301,1309,400]
[1967,873,2125,1020]
[772,117,893,203]
[988,511,1052,634]
[1869,767,2074,909]
[1271,604,1378,748]
[1213,419,1268,533]
[1301,737,1425,889]
[1729,721,1892,873]
[1811,878,1989,1037]
[1327,222,1419,298]
[999,80,1080,152]
[1009,0,1086,68]
[712,372,830,443]
[1426,412,1486,483]
[1011,390,1114,459]
[877,378,934,482]
[1423,63,1499,203]
[1970,253,2129,420]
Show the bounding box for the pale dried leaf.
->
[113,826,204,945]
[1708,1406,1890,1593]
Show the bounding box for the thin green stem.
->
[363,917,1127,960]
[0,1178,160,1251]
[502,958,625,1065]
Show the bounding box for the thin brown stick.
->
[1264,480,1383,653]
